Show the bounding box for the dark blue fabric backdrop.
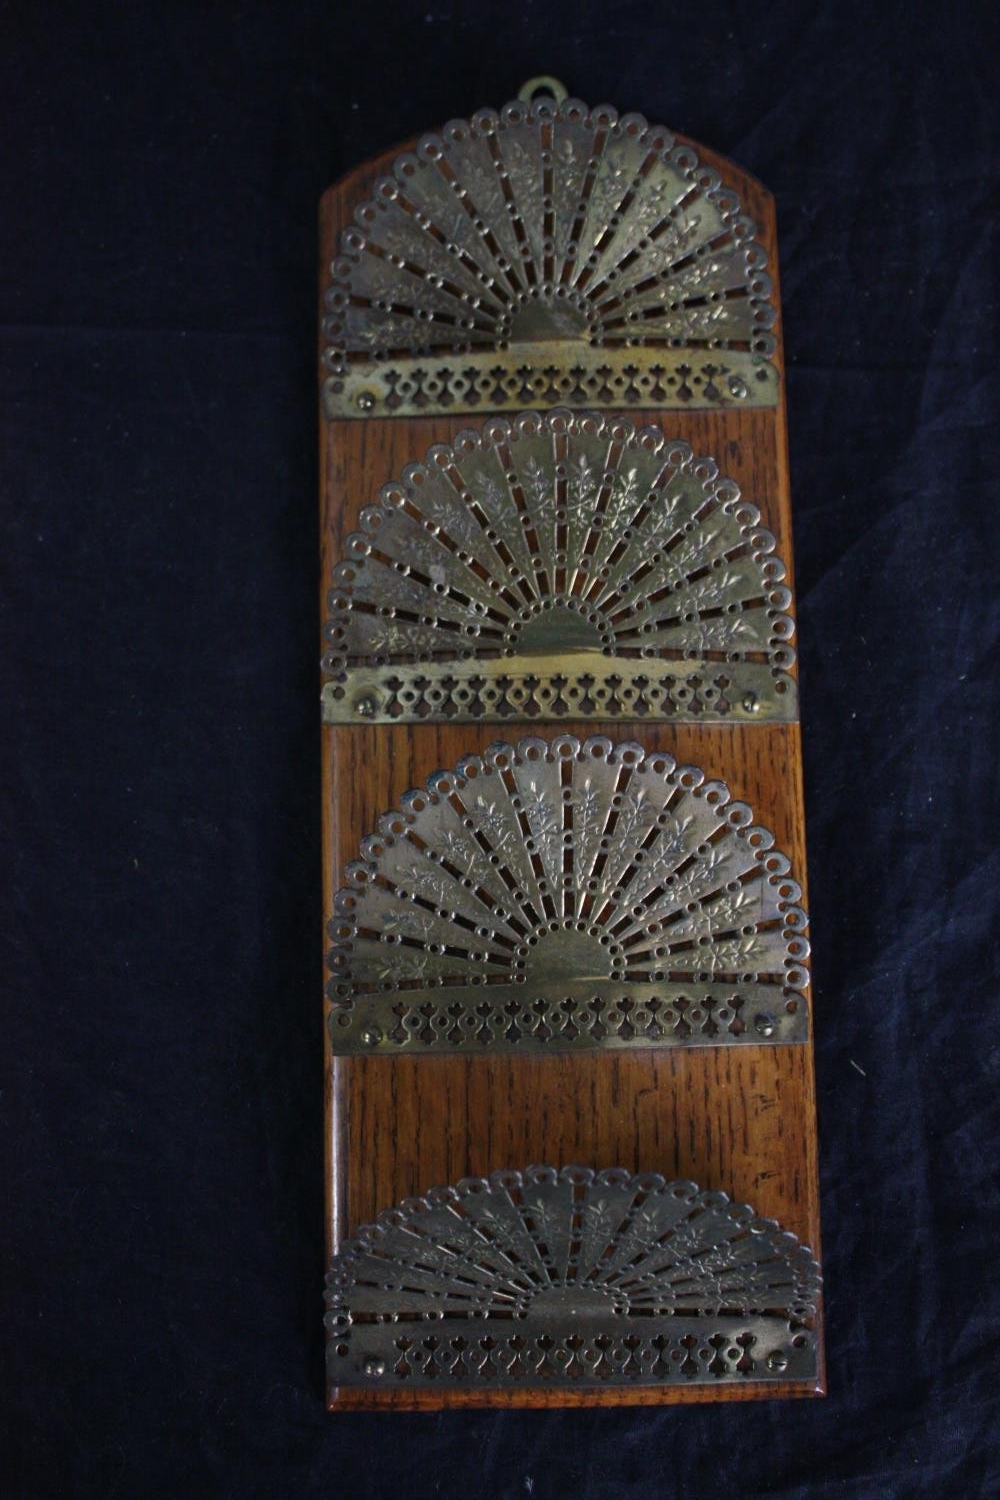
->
[2,1,998,1495]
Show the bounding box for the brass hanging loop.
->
[517,74,569,104]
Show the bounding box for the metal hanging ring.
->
[517,75,569,104]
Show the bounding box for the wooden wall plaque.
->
[320,80,823,1410]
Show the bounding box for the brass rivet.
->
[754,1012,776,1038]
[728,375,749,400]
[363,1357,386,1378]
[767,1350,788,1373]
[361,1025,382,1047]
[742,691,760,714]
[356,390,376,412]
[355,694,378,718]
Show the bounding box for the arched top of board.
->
[320,83,781,419]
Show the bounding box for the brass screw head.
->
[363,1357,386,1378]
[360,1025,382,1048]
[355,694,377,718]
[742,691,760,714]
[754,1012,777,1038]
[356,390,376,412]
[767,1349,789,1373]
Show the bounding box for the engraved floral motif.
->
[327,736,810,1052]
[326,1167,821,1388]
[322,412,797,725]
[323,94,776,399]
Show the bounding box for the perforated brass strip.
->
[323,410,797,726]
[326,1167,821,1388]
[322,654,794,725]
[325,347,778,419]
[322,92,777,417]
[327,735,810,1054]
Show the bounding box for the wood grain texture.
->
[319,125,823,1410]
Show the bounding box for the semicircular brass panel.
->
[322,93,777,417]
[326,1166,821,1389]
[322,410,797,726]
[327,734,810,1053]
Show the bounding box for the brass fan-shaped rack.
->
[319,79,823,1409]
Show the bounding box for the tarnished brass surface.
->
[327,735,810,1054]
[325,347,778,419]
[330,982,805,1054]
[322,654,793,725]
[322,82,824,1408]
[322,91,776,417]
[323,410,797,726]
[326,1167,821,1388]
